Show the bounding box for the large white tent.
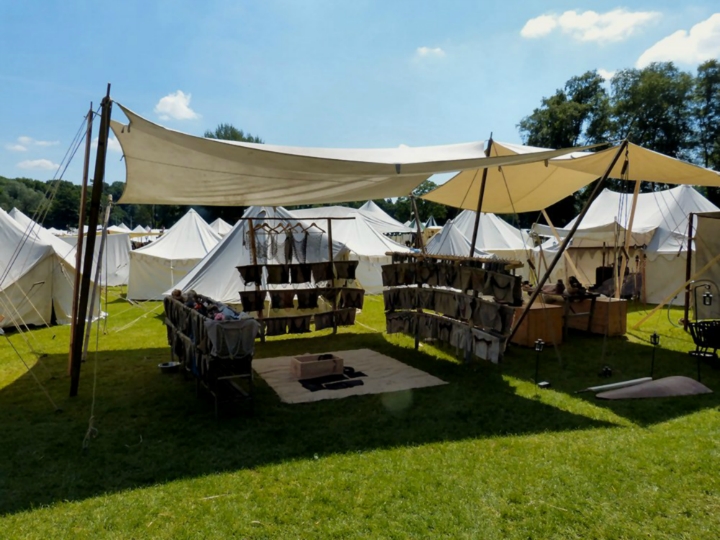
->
[452,210,532,261]
[425,219,493,259]
[169,206,348,303]
[60,232,132,286]
[283,206,411,294]
[533,186,719,304]
[210,217,233,237]
[0,209,100,328]
[127,209,221,300]
[357,201,414,235]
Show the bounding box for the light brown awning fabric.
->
[111,104,589,206]
[421,141,600,213]
[552,142,720,186]
[423,141,720,213]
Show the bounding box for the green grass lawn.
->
[1,290,719,538]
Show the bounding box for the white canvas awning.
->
[111,104,590,206]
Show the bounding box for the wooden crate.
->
[291,353,344,379]
[565,297,627,336]
[510,302,563,348]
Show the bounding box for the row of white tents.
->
[3,184,716,326]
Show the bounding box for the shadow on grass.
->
[1,331,621,516]
[500,329,720,427]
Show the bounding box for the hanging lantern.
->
[703,292,713,306]
[535,339,545,352]
[650,332,660,346]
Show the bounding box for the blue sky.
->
[1,1,719,186]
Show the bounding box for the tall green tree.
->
[204,123,263,143]
[693,59,720,205]
[518,70,610,226]
[394,180,447,225]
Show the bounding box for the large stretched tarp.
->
[111,104,591,206]
[423,141,720,213]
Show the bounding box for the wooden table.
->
[565,297,627,336]
[511,302,564,347]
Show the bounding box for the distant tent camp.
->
[533,185,719,304]
[132,225,147,234]
[452,210,531,261]
[0,208,100,328]
[127,209,221,300]
[424,216,438,228]
[60,232,132,286]
[169,206,348,303]
[210,217,233,237]
[426,219,494,259]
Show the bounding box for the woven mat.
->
[253,348,447,404]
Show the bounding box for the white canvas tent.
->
[60,232,132,286]
[127,209,221,300]
[287,207,410,293]
[425,219,494,258]
[132,225,147,234]
[452,210,531,261]
[0,209,100,328]
[210,217,233,237]
[169,206,349,303]
[533,186,719,304]
[358,201,414,235]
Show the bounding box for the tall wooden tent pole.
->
[411,196,425,253]
[616,167,640,299]
[68,103,94,373]
[469,136,494,257]
[509,140,629,343]
[683,212,694,330]
[70,85,112,397]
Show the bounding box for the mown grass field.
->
[1,290,719,539]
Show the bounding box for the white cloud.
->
[16,135,59,147]
[520,15,557,38]
[521,9,661,43]
[153,90,201,121]
[598,68,616,80]
[17,158,59,171]
[92,136,122,153]
[416,46,445,58]
[5,143,27,152]
[636,13,720,68]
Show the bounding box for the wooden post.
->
[70,85,112,397]
[248,218,264,343]
[509,140,629,343]
[683,213,694,330]
[469,137,494,256]
[327,218,337,334]
[616,177,640,299]
[68,103,94,372]
[411,196,425,253]
[541,209,582,283]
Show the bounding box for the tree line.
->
[1,60,718,231]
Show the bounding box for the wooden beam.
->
[469,137,494,256]
[541,209,582,283]
[411,196,425,253]
[70,85,112,397]
[683,213,694,330]
[615,177,640,299]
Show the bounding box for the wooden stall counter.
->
[565,297,627,336]
[510,302,563,348]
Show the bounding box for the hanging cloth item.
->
[290,263,312,284]
[319,288,340,304]
[240,291,265,312]
[296,290,319,309]
[311,262,333,282]
[266,264,290,285]
[288,315,312,334]
[416,260,438,286]
[334,260,359,280]
[264,317,288,336]
[314,311,335,331]
[381,264,398,287]
[236,265,261,285]
[270,290,295,310]
[341,289,365,309]
[336,308,356,326]
[416,288,435,310]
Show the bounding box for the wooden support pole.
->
[70,85,112,397]
[616,177,641,299]
[327,218,337,334]
[509,140,629,343]
[683,213,694,330]
[411,196,425,253]
[247,218,264,343]
[68,103,94,372]
[470,137,494,257]
[633,250,720,330]
[541,209,583,283]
